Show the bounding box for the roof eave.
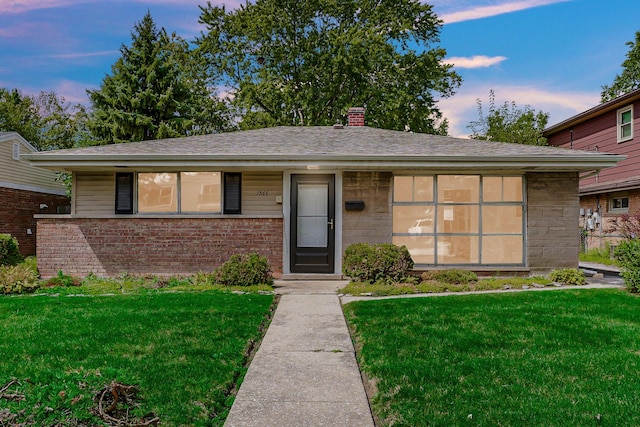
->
[23,154,625,173]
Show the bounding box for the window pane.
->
[181,172,221,213]
[622,110,632,124]
[393,236,435,264]
[414,176,434,202]
[297,183,328,247]
[503,177,523,201]
[482,236,523,264]
[483,206,523,234]
[138,173,177,213]
[393,206,434,234]
[438,175,479,203]
[394,176,413,202]
[623,198,629,208]
[622,123,632,138]
[437,236,479,264]
[483,177,502,202]
[437,205,479,233]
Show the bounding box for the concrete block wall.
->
[36,217,283,279]
[0,187,69,256]
[526,172,580,272]
[342,171,392,253]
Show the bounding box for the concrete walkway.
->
[224,281,374,427]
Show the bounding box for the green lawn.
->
[344,289,640,426]
[0,291,274,426]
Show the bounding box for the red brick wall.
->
[36,217,283,279]
[0,187,69,256]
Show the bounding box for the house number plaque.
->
[256,191,269,196]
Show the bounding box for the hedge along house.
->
[24,110,622,279]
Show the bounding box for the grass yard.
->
[344,289,640,426]
[0,291,274,426]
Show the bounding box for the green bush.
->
[421,269,478,284]
[342,243,414,283]
[214,252,274,287]
[549,268,586,286]
[0,234,23,266]
[0,263,39,294]
[44,271,82,287]
[614,239,640,293]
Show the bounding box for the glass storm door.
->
[291,175,335,273]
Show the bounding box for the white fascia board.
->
[23,154,625,172]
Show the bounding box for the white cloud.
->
[53,80,94,105]
[45,50,119,59]
[439,83,599,138]
[445,55,507,69]
[1,0,232,14]
[436,0,571,24]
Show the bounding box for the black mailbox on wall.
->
[345,200,365,211]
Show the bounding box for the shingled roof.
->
[23,126,623,172]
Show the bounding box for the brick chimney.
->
[347,107,365,127]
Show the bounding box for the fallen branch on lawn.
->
[92,381,159,427]
[0,379,25,401]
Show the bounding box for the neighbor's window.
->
[609,193,630,213]
[392,175,524,266]
[618,105,633,143]
[136,172,224,214]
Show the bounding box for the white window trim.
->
[617,105,634,143]
[609,192,630,213]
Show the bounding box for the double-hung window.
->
[618,105,633,143]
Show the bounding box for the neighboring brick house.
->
[544,89,640,250]
[0,132,70,256]
[24,109,621,279]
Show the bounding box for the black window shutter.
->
[115,173,134,214]
[224,173,241,214]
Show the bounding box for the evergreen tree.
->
[88,12,231,144]
[601,31,640,102]
[196,0,461,134]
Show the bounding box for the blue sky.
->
[1,0,639,137]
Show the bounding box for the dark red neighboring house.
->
[0,132,70,257]
[544,89,640,250]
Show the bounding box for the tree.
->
[88,12,232,144]
[601,31,640,102]
[0,88,88,151]
[468,90,549,146]
[196,0,461,134]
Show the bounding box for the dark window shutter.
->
[115,173,134,214]
[224,173,241,214]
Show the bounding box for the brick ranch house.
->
[24,110,622,279]
[0,132,69,257]
[544,89,640,250]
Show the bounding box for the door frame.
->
[283,171,342,275]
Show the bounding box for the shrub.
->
[421,269,478,284]
[608,212,640,240]
[614,239,640,292]
[549,268,586,286]
[0,263,39,294]
[342,243,414,283]
[214,252,274,287]
[0,234,23,266]
[44,271,82,287]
